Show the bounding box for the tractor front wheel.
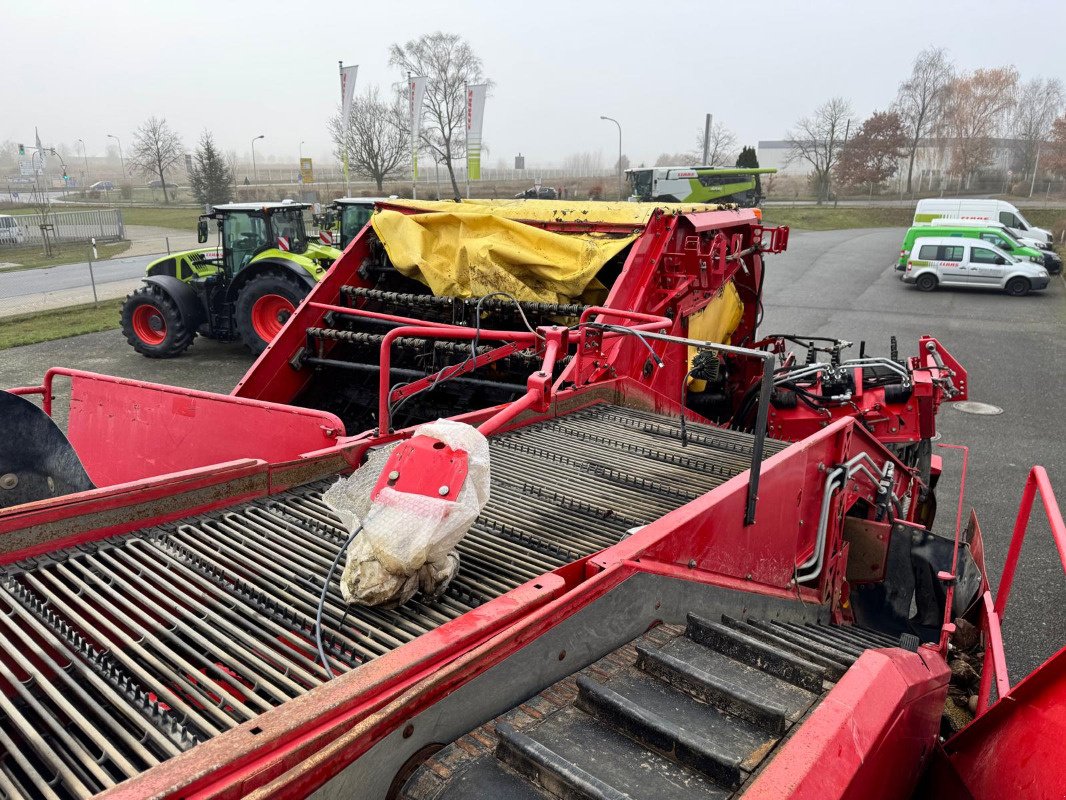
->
[120,285,195,358]
[235,272,308,355]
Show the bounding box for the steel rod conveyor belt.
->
[0,404,786,799]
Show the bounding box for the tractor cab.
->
[200,202,312,278]
[328,197,390,249]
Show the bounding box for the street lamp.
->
[251,134,265,190]
[107,134,125,178]
[299,140,305,161]
[600,115,623,201]
[77,138,88,187]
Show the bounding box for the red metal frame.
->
[90,397,908,799]
[974,466,1066,713]
[24,368,344,488]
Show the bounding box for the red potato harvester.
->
[0,199,1061,800]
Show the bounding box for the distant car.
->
[514,186,558,200]
[0,214,25,244]
[902,236,1049,296]
[147,179,179,189]
[90,181,115,191]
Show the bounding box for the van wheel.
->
[915,273,938,292]
[1005,277,1030,297]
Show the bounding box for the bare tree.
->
[695,122,738,167]
[786,97,853,203]
[894,47,954,194]
[654,153,690,167]
[1012,77,1064,179]
[561,151,604,175]
[1045,114,1066,177]
[389,32,491,198]
[128,117,184,204]
[943,67,1018,185]
[329,86,410,191]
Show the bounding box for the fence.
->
[0,209,125,248]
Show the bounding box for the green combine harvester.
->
[121,202,342,358]
[625,166,776,206]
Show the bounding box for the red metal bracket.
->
[371,436,469,502]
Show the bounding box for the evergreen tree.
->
[735,146,759,168]
[189,130,233,206]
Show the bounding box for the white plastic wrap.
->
[321,419,491,608]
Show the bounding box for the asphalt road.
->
[1,226,1063,678]
[761,227,1066,678]
[0,253,154,315]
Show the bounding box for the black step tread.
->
[841,625,900,648]
[729,619,855,679]
[799,622,896,651]
[774,621,870,656]
[504,707,730,800]
[686,614,828,692]
[635,642,789,734]
[577,672,774,780]
[432,756,556,800]
[652,636,818,723]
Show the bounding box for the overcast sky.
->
[5,0,1064,169]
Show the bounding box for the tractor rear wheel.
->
[235,272,308,355]
[120,285,195,358]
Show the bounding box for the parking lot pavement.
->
[0,328,252,395]
[764,226,1066,678]
[1,226,1063,677]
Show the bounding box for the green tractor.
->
[120,202,341,358]
[314,197,384,250]
[625,166,777,206]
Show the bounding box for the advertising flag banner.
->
[340,65,359,125]
[409,76,428,178]
[465,84,487,181]
[339,64,358,187]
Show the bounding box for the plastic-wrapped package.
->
[322,419,490,608]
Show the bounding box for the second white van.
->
[913,198,1053,246]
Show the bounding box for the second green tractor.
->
[121,202,343,358]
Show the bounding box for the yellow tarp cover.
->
[369,199,725,303]
[686,283,745,392]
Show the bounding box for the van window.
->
[970,247,1001,264]
[980,232,1010,249]
[940,245,964,261]
[999,211,1021,228]
[917,245,939,259]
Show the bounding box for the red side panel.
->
[60,370,343,486]
[933,645,1066,800]
[744,648,950,800]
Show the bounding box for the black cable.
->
[316,523,363,679]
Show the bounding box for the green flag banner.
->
[466,83,487,181]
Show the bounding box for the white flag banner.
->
[409,76,428,178]
[465,83,487,181]
[340,64,359,127]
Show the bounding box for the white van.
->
[913,198,1053,246]
[902,236,1049,296]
